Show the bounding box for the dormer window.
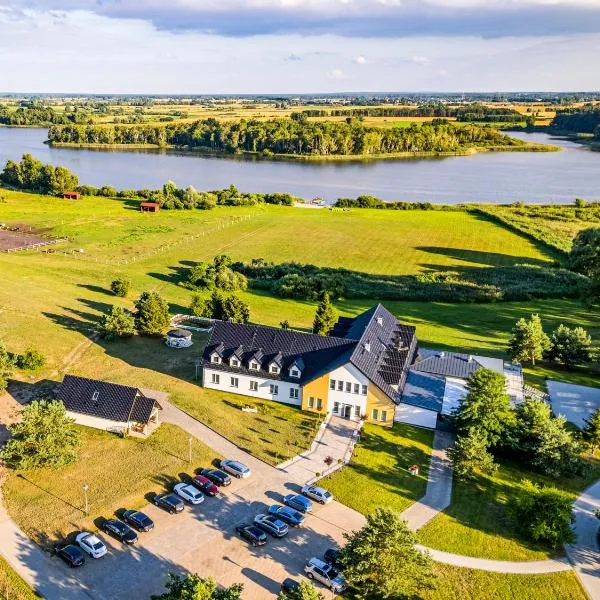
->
[290,368,300,378]
[230,358,240,368]
[250,361,259,371]
[270,364,280,375]
[211,353,221,364]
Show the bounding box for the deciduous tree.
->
[508,314,550,365]
[278,581,323,600]
[99,306,136,341]
[110,277,131,298]
[569,227,600,277]
[0,341,14,391]
[340,508,435,599]
[201,291,250,324]
[0,400,81,469]
[15,347,46,371]
[546,324,593,366]
[151,573,242,600]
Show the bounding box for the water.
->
[0,128,598,204]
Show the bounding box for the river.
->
[0,128,598,204]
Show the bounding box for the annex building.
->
[200,304,417,427]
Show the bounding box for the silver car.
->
[304,557,346,593]
[301,485,333,504]
[220,459,251,479]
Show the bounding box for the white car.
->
[174,483,205,505]
[301,485,333,504]
[220,459,251,479]
[75,532,107,559]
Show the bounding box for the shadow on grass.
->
[415,246,551,268]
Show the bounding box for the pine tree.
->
[583,408,600,454]
[448,430,497,480]
[508,313,550,365]
[99,306,136,341]
[134,291,170,336]
[546,324,593,366]
[312,292,337,336]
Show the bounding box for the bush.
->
[15,348,46,371]
[134,291,170,336]
[110,277,131,297]
[98,306,136,341]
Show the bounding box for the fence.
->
[3,237,68,253]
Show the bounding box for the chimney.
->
[468,355,473,363]
[439,351,445,359]
[364,342,371,353]
[376,316,383,326]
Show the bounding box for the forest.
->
[551,105,600,136]
[48,118,523,156]
[0,104,91,126]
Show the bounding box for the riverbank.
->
[47,140,560,160]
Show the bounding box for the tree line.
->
[0,104,91,126]
[48,118,522,156]
[551,105,600,137]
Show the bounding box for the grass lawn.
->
[2,423,218,545]
[0,556,38,600]
[421,564,587,600]
[322,423,434,515]
[418,455,600,561]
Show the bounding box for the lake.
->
[0,128,598,204]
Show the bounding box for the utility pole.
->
[83,483,89,517]
[188,436,193,464]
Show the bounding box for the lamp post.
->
[82,483,89,517]
[188,436,193,465]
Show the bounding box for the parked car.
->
[304,557,346,593]
[122,510,154,532]
[254,514,289,538]
[301,485,333,504]
[174,482,205,505]
[235,524,268,546]
[268,504,305,527]
[56,544,85,568]
[101,519,138,545]
[75,532,107,559]
[280,578,300,594]
[192,474,219,496]
[283,493,313,513]
[220,459,251,479]
[153,493,185,514]
[199,468,232,487]
[324,547,342,569]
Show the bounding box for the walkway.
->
[400,430,454,532]
[277,416,361,484]
[566,479,600,600]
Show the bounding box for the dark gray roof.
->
[401,371,446,412]
[412,349,481,379]
[202,304,417,399]
[57,375,155,424]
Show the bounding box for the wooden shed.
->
[63,191,81,200]
[140,202,160,213]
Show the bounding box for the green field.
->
[2,423,217,543]
[322,423,434,515]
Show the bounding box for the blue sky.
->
[1,1,600,93]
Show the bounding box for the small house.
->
[63,191,81,200]
[140,202,160,213]
[166,329,193,349]
[57,375,160,435]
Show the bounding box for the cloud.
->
[327,68,346,79]
[286,53,302,61]
[5,0,600,38]
[411,55,431,65]
[353,55,368,64]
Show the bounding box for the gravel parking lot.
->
[48,462,365,600]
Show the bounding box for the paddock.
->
[0,230,62,252]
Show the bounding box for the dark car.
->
[268,504,305,527]
[283,493,313,513]
[122,510,154,532]
[153,493,185,514]
[56,544,85,568]
[199,468,231,487]
[192,474,219,496]
[281,578,300,594]
[235,524,268,546]
[324,547,342,569]
[101,519,138,545]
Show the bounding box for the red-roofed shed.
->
[140,202,160,213]
[63,191,81,200]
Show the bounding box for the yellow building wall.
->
[366,383,395,427]
[301,373,330,414]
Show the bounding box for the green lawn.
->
[322,423,434,515]
[422,564,587,600]
[2,423,218,544]
[0,556,38,600]
[419,456,600,561]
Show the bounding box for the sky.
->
[1,0,600,93]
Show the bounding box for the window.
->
[316,398,323,411]
[250,361,259,370]
[361,384,368,395]
[330,379,336,390]
[333,402,340,414]
[372,408,379,420]
[289,388,299,399]
[249,381,258,392]
[211,373,220,384]
[270,384,279,395]
[230,377,239,388]
[337,381,343,391]
[211,354,221,364]
[381,410,387,422]
[353,383,360,394]
[290,368,299,378]
[355,405,361,418]
[270,365,279,374]
[231,358,239,367]
[345,382,352,393]
[308,396,315,409]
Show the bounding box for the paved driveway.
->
[547,380,600,429]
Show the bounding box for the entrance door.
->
[343,405,352,419]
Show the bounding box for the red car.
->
[192,474,219,496]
